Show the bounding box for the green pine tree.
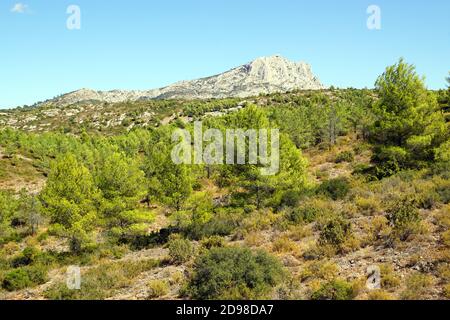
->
[40,154,101,253]
[97,151,152,240]
[370,59,447,176]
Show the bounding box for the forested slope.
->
[0,60,449,300]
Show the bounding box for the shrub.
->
[352,163,374,177]
[444,283,450,299]
[363,216,391,244]
[371,146,408,179]
[287,199,333,224]
[437,263,450,294]
[302,243,337,260]
[187,247,285,300]
[200,236,226,250]
[240,210,278,233]
[410,179,442,209]
[2,265,48,291]
[387,198,421,241]
[380,264,400,289]
[272,236,298,254]
[335,151,354,163]
[167,236,195,264]
[279,190,303,208]
[10,246,41,268]
[311,279,356,300]
[368,290,394,300]
[353,143,370,155]
[436,205,450,229]
[147,280,169,299]
[319,216,352,248]
[189,209,242,239]
[355,196,381,216]
[434,176,450,204]
[2,269,32,291]
[289,206,319,224]
[443,230,450,247]
[288,225,313,241]
[400,273,433,300]
[25,264,48,285]
[318,178,350,200]
[300,261,339,282]
[170,271,185,285]
[244,232,264,247]
[340,236,361,253]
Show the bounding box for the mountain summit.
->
[46,55,324,107]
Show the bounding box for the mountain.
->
[41,55,324,107]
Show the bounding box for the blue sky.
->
[0,0,449,108]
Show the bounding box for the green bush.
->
[25,265,49,285]
[147,280,169,299]
[335,151,354,163]
[174,207,242,240]
[319,216,352,247]
[10,246,41,268]
[311,279,356,300]
[368,290,394,300]
[401,273,433,300]
[279,190,303,208]
[434,177,450,204]
[355,196,381,215]
[371,146,408,179]
[387,198,421,241]
[380,264,401,289]
[187,247,285,300]
[191,209,242,238]
[168,236,195,264]
[318,178,350,200]
[2,265,48,291]
[200,236,226,250]
[2,269,31,291]
[287,199,333,224]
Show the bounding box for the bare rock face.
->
[45,55,324,107]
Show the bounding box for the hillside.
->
[0,60,449,301]
[0,89,361,135]
[0,124,448,301]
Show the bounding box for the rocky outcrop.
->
[42,55,324,107]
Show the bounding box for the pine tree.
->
[144,137,193,211]
[40,154,101,253]
[0,191,18,241]
[17,192,43,236]
[96,152,152,240]
[370,59,447,174]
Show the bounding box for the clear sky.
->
[0,0,449,108]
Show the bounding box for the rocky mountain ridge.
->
[40,55,324,107]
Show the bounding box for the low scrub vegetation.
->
[186,247,285,300]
